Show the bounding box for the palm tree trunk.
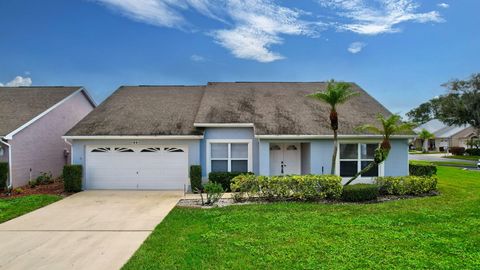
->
[344,161,376,186]
[331,130,338,175]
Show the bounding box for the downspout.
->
[0,138,13,189]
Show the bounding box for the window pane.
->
[211,160,228,172]
[361,161,379,177]
[340,161,357,177]
[361,144,377,159]
[231,160,248,172]
[231,143,248,158]
[340,144,357,159]
[211,143,228,158]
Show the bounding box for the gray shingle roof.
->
[66,86,205,136]
[0,86,81,137]
[66,82,400,136]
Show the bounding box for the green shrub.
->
[230,174,343,202]
[375,176,438,195]
[465,148,480,156]
[201,182,224,206]
[28,179,38,188]
[36,171,53,185]
[0,162,8,190]
[409,161,437,176]
[63,165,82,192]
[209,171,254,192]
[449,147,466,156]
[341,184,379,202]
[189,165,202,193]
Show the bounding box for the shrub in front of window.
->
[230,174,342,202]
[63,165,83,192]
[200,182,224,206]
[375,176,438,196]
[341,184,379,202]
[209,171,254,192]
[189,165,202,193]
[465,148,480,156]
[0,162,8,190]
[409,161,437,176]
[449,147,466,156]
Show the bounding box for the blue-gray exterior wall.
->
[384,139,409,176]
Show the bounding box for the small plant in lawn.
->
[199,182,224,206]
[28,179,38,188]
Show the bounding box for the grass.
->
[123,167,480,270]
[411,159,475,167]
[0,194,61,223]
[444,155,480,161]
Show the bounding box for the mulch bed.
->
[177,191,439,208]
[0,180,72,199]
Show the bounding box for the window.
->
[114,147,134,153]
[339,143,379,177]
[91,147,111,153]
[208,141,250,173]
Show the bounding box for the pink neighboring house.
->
[0,87,96,188]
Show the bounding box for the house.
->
[0,87,96,188]
[412,119,477,152]
[64,82,412,190]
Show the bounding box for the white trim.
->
[5,88,95,140]
[256,134,414,139]
[194,123,255,128]
[62,135,204,140]
[206,139,253,175]
[335,141,385,180]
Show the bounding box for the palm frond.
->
[355,124,382,135]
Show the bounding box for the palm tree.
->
[307,80,359,174]
[418,129,435,153]
[344,114,414,186]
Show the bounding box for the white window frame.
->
[206,139,253,174]
[336,141,385,179]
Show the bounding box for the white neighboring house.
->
[413,119,477,152]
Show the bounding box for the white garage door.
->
[85,145,188,190]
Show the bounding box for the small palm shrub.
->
[36,171,53,185]
[200,182,224,206]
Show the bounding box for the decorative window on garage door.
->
[91,147,112,153]
[164,147,184,153]
[114,147,134,152]
[140,147,162,153]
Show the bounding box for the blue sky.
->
[0,0,479,116]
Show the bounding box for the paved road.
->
[0,190,183,270]
[409,153,477,164]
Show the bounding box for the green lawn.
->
[0,194,62,223]
[123,167,480,270]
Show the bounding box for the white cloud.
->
[190,54,206,62]
[0,76,33,87]
[318,0,443,35]
[94,0,442,62]
[437,3,449,9]
[348,42,366,53]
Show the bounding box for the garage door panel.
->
[85,145,188,190]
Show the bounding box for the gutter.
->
[0,138,13,189]
[255,134,415,139]
[62,135,204,140]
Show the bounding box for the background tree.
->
[406,98,442,124]
[417,129,435,152]
[437,73,480,140]
[308,80,358,174]
[344,114,414,186]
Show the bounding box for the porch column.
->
[258,140,270,176]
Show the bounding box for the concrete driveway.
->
[0,190,182,270]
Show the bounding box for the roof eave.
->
[62,135,204,140]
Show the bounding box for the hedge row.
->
[375,176,438,196]
[409,161,437,176]
[63,165,82,192]
[189,165,202,192]
[465,148,480,156]
[341,184,379,202]
[0,162,8,190]
[230,174,343,201]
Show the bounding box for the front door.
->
[269,143,301,175]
